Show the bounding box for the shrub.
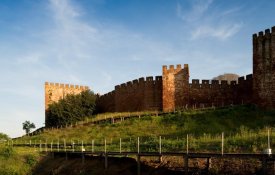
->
[0,146,15,159]
[25,154,37,166]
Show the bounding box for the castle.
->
[44,82,89,124]
[45,26,275,125]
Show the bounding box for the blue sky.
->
[1,0,275,137]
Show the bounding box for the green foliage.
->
[46,90,97,127]
[0,133,9,141]
[22,121,36,135]
[0,146,14,159]
[0,146,40,175]
[25,154,37,166]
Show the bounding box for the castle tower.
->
[45,82,89,126]
[162,64,190,112]
[253,26,275,109]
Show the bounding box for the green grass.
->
[0,144,41,175]
[13,105,275,153]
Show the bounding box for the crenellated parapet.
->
[45,82,89,90]
[114,76,162,91]
[162,64,189,74]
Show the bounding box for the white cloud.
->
[177,0,242,40]
[177,0,213,22]
[191,23,242,40]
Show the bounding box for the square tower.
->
[162,64,190,112]
[253,26,275,109]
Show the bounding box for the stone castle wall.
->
[253,27,275,109]
[97,65,253,113]
[188,74,253,109]
[97,76,162,112]
[45,82,89,110]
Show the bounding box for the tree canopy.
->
[46,90,97,127]
[22,121,36,136]
[0,132,9,141]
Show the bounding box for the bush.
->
[0,146,15,159]
[25,154,37,166]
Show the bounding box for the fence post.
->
[45,140,48,152]
[120,138,122,153]
[221,132,224,156]
[72,140,74,152]
[81,140,85,163]
[92,140,94,153]
[57,139,60,152]
[39,140,42,152]
[159,136,162,154]
[137,137,140,154]
[268,129,270,150]
[64,139,66,152]
[159,136,162,162]
[104,139,107,153]
[186,134,189,154]
[81,140,85,152]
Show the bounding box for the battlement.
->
[162,64,189,73]
[45,82,89,90]
[101,91,115,98]
[189,75,253,89]
[253,26,275,39]
[114,76,162,90]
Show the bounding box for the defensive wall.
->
[188,74,253,109]
[97,76,162,112]
[97,65,253,112]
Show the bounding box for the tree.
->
[46,90,97,127]
[22,121,36,136]
[0,132,9,141]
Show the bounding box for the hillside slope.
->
[16,105,275,153]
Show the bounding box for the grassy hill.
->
[1,104,275,174]
[14,105,275,153]
[0,145,40,175]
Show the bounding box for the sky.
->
[1,0,275,138]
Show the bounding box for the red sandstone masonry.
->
[97,76,162,112]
